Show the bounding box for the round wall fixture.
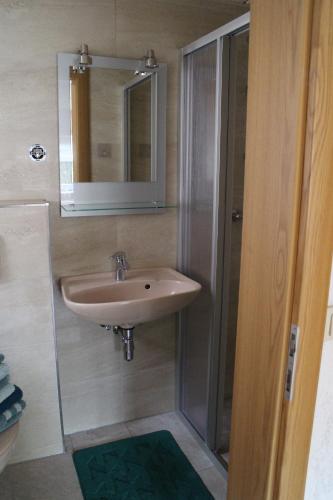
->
[29,144,47,162]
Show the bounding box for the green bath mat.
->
[73,430,213,500]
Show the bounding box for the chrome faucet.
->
[111,251,129,281]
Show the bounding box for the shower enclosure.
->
[178,13,250,469]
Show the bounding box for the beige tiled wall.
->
[0,0,246,442]
[0,203,63,463]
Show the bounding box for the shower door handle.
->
[232,209,243,222]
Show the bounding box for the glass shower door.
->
[216,29,249,465]
[180,41,218,440]
[179,15,250,466]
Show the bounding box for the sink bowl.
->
[60,267,201,328]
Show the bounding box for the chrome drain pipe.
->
[100,325,135,361]
[121,328,135,362]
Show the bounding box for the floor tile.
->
[1,453,83,500]
[0,473,13,500]
[199,466,228,500]
[126,411,214,472]
[63,434,73,453]
[0,412,227,500]
[69,421,130,450]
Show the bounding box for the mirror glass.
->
[67,68,153,184]
[125,77,152,182]
[58,53,167,216]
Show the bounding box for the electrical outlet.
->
[324,306,333,341]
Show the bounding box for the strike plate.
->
[285,324,300,401]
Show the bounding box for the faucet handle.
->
[111,251,128,269]
[112,251,126,260]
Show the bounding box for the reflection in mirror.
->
[125,77,152,182]
[69,67,91,182]
[69,67,153,183]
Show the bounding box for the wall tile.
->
[0,278,54,348]
[0,206,51,283]
[6,343,59,404]
[121,362,176,422]
[10,401,63,464]
[115,210,177,268]
[0,205,63,462]
[61,373,123,434]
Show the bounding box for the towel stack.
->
[0,354,26,433]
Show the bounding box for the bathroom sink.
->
[60,267,201,328]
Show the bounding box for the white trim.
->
[182,12,250,56]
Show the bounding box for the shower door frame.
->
[177,12,250,453]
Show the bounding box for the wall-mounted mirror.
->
[57,51,167,216]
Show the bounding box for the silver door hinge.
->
[285,324,300,401]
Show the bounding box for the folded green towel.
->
[0,386,23,414]
[0,363,9,382]
[0,400,26,429]
[0,376,9,391]
[0,354,4,364]
[0,384,15,404]
[0,412,21,434]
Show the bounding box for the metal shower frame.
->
[177,12,250,456]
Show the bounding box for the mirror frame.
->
[57,53,167,217]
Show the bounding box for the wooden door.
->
[227,0,333,499]
[273,0,333,497]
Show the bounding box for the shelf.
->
[61,201,177,215]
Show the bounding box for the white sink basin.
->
[61,267,201,328]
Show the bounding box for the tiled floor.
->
[0,412,227,499]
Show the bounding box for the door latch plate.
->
[285,324,300,401]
